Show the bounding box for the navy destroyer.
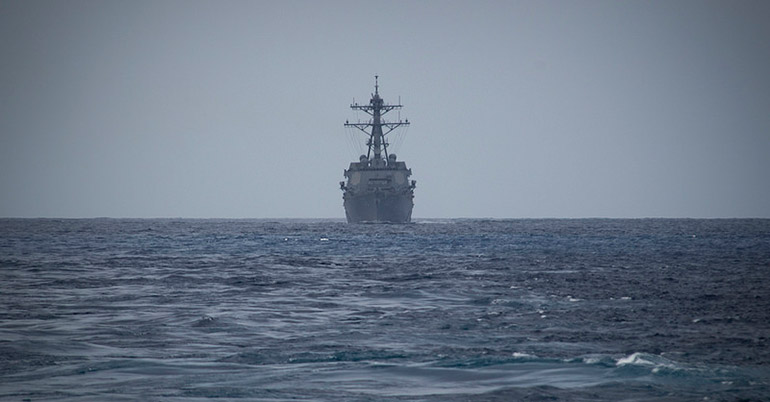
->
[340,77,416,223]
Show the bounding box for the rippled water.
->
[1,218,769,400]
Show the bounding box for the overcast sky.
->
[1,0,769,218]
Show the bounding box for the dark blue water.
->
[1,219,769,401]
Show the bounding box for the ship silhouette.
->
[340,77,416,223]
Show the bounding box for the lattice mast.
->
[345,76,409,163]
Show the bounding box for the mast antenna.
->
[344,76,409,163]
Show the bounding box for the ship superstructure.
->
[340,77,416,223]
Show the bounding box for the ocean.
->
[1,218,768,401]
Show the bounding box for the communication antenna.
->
[344,75,409,161]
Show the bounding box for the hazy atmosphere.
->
[1,0,769,218]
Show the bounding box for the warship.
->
[340,77,416,223]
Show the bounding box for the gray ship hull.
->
[344,191,413,223]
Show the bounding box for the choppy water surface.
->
[1,219,769,401]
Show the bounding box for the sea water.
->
[1,218,768,400]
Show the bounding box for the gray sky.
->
[1,0,769,218]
